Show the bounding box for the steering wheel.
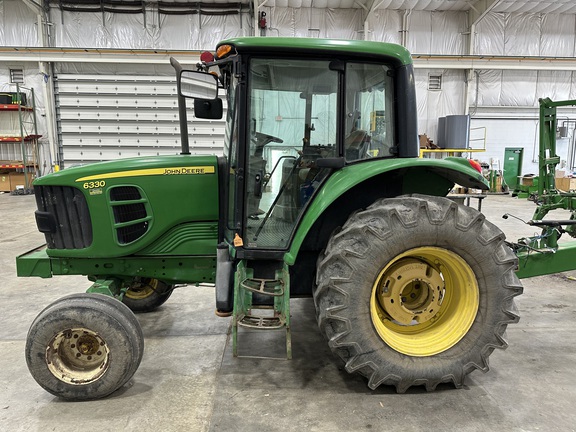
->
[254,131,284,145]
[253,132,284,158]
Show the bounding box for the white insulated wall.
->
[55,73,226,167]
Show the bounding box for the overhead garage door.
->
[54,74,226,167]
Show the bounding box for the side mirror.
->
[179,70,219,99]
[194,98,223,120]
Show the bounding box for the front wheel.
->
[314,195,523,392]
[25,293,144,400]
[122,278,174,313]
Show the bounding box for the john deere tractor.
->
[17,37,522,400]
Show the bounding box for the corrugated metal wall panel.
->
[55,74,226,167]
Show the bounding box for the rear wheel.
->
[122,278,173,313]
[314,195,523,392]
[25,293,144,400]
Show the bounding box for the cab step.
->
[240,277,284,296]
[232,261,291,359]
[237,313,285,329]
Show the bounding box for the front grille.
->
[117,221,149,244]
[109,186,150,244]
[110,186,141,201]
[113,203,147,223]
[34,185,93,249]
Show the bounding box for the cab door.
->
[241,57,339,251]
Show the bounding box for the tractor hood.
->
[33,155,220,259]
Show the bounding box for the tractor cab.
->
[240,58,395,251]
[175,38,417,260]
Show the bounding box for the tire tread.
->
[314,195,522,392]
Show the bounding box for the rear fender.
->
[284,157,487,265]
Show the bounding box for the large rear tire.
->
[314,195,522,392]
[25,293,144,400]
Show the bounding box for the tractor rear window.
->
[344,63,395,162]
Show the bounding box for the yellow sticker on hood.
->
[76,166,215,182]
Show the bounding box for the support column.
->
[37,12,59,171]
[23,0,60,173]
[464,0,502,114]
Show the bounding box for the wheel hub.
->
[46,328,110,385]
[376,258,444,325]
[370,247,479,357]
[125,278,157,300]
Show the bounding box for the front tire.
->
[25,293,144,400]
[122,278,174,313]
[314,195,522,392]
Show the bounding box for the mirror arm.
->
[170,57,191,155]
[170,57,183,73]
[177,94,191,155]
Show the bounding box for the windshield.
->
[224,73,239,233]
[243,57,395,249]
[244,58,338,249]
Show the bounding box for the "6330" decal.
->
[83,180,106,189]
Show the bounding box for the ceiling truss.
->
[2,47,576,72]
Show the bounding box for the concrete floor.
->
[1,192,575,432]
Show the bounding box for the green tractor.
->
[17,37,522,400]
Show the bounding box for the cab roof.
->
[216,37,413,66]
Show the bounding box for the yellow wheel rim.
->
[370,247,479,357]
[125,278,159,300]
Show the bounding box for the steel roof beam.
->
[0,48,201,65]
[469,0,501,26]
[21,0,43,13]
[2,47,576,71]
[412,54,576,71]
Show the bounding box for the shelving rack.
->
[0,84,40,190]
[419,148,485,158]
[419,126,487,159]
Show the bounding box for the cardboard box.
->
[468,188,485,195]
[451,184,466,194]
[9,172,34,190]
[519,176,536,186]
[556,177,576,191]
[494,176,502,191]
[0,173,10,192]
[556,169,566,178]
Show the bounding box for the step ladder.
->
[232,261,292,359]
